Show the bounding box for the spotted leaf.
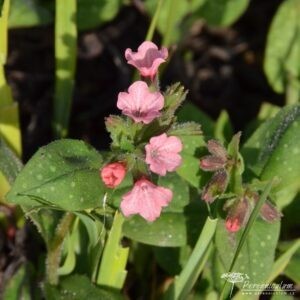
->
[242,104,300,207]
[215,219,280,287]
[6,139,105,211]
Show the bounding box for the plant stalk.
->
[46,212,74,285]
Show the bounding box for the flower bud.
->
[200,155,227,172]
[225,198,250,232]
[100,162,126,188]
[260,200,282,222]
[201,169,228,203]
[207,140,228,161]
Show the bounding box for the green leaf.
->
[196,0,250,27]
[6,139,105,211]
[0,0,4,16]
[177,102,214,137]
[123,213,187,247]
[158,172,190,213]
[44,274,123,300]
[8,0,52,28]
[53,0,77,138]
[3,264,34,300]
[0,138,22,184]
[77,0,121,31]
[105,115,135,151]
[275,240,300,284]
[144,0,190,45]
[214,110,233,143]
[166,218,217,300]
[153,245,192,275]
[8,0,121,31]
[97,212,129,289]
[242,105,300,207]
[0,0,9,63]
[243,102,281,140]
[215,219,280,287]
[167,122,202,137]
[264,0,300,93]
[176,135,206,188]
[57,232,76,276]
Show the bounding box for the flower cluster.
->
[100,42,182,222]
[199,134,282,233]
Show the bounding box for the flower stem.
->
[46,212,74,285]
[97,211,129,289]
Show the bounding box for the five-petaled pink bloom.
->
[125,41,168,80]
[117,81,164,124]
[120,178,173,222]
[101,162,126,188]
[145,133,183,176]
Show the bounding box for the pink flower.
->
[100,162,126,188]
[117,81,164,124]
[120,178,172,222]
[125,41,168,80]
[145,133,182,176]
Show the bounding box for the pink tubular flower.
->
[117,81,164,124]
[100,162,126,188]
[120,178,172,222]
[145,133,183,176]
[125,41,168,80]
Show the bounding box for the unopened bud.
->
[201,169,228,203]
[207,140,228,161]
[200,155,227,172]
[225,198,250,232]
[100,162,126,188]
[260,200,282,222]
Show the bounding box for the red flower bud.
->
[100,162,126,188]
[225,198,250,233]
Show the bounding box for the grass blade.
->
[165,217,218,300]
[53,0,77,138]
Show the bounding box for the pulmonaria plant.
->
[200,134,282,232]
[100,42,199,222]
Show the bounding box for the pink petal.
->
[117,81,164,124]
[124,42,168,79]
[145,134,183,176]
[120,179,172,222]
